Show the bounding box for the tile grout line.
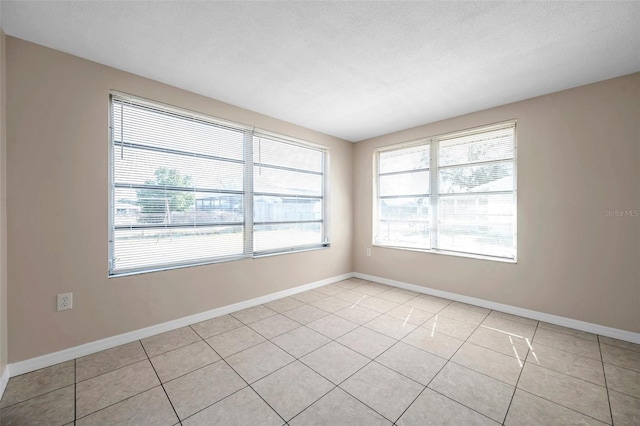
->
[198,333,290,425]
[537,324,602,342]
[508,364,616,423]
[514,387,614,425]
[601,360,640,375]
[598,334,615,425]
[524,361,613,391]
[388,382,428,425]
[330,343,411,423]
[73,366,166,422]
[143,334,205,359]
[242,311,308,340]
[525,339,602,363]
[0,376,75,411]
[177,382,254,424]
[140,338,182,424]
[599,341,640,355]
[508,326,616,424]
[281,383,337,424]
[405,306,506,425]
[421,387,499,425]
[74,384,169,423]
[72,341,149,385]
[502,316,540,425]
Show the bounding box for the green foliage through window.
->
[136,167,195,223]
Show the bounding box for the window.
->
[375,122,516,261]
[110,94,328,276]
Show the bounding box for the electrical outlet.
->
[57,293,73,311]
[366,248,371,256]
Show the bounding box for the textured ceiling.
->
[2,1,639,142]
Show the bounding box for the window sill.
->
[372,244,517,264]
[109,244,331,278]
[253,243,331,259]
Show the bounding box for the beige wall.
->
[0,29,7,373]
[354,73,640,333]
[5,37,353,362]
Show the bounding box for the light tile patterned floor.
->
[1,278,639,425]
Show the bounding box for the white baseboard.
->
[0,365,9,399]
[6,272,354,378]
[354,272,640,344]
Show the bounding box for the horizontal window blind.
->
[253,134,326,253]
[375,123,516,260]
[377,144,431,249]
[110,94,328,276]
[437,126,515,258]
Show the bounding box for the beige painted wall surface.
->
[6,37,353,362]
[0,29,7,372]
[354,73,640,333]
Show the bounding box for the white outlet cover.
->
[57,293,73,311]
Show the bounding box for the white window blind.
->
[377,144,431,249]
[437,126,515,258]
[109,94,328,276]
[253,134,326,253]
[375,122,516,261]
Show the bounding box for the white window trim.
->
[373,120,517,263]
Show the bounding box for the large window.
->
[110,94,328,276]
[375,122,516,261]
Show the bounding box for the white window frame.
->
[109,93,329,277]
[374,121,517,262]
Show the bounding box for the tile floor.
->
[1,278,639,425]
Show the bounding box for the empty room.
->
[0,1,638,425]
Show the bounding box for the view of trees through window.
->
[135,167,196,223]
[376,124,516,259]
